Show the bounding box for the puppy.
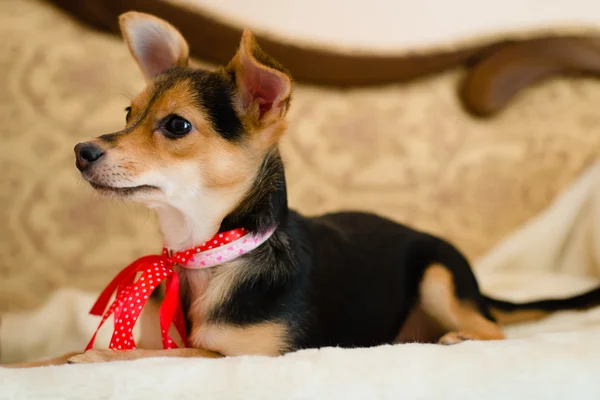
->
[11,12,600,366]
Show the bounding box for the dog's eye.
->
[125,106,132,122]
[163,115,193,138]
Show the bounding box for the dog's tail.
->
[482,288,600,325]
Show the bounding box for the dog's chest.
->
[177,261,287,356]
[178,261,243,333]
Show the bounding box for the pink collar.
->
[168,226,276,269]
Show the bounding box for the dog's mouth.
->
[88,181,158,195]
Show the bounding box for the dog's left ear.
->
[230,30,292,125]
[119,12,189,80]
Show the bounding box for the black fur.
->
[219,150,288,235]
[98,133,119,144]
[207,154,600,351]
[199,145,496,350]
[154,68,244,141]
[483,289,600,313]
[212,203,494,350]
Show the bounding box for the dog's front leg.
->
[2,352,81,368]
[67,348,222,364]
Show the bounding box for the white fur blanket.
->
[3,161,600,399]
[1,330,600,400]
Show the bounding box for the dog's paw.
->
[438,331,474,345]
[67,349,119,364]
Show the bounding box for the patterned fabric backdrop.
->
[2,0,600,311]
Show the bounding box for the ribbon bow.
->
[85,227,249,351]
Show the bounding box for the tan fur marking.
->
[137,296,188,349]
[490,308,550,325]
[419,264,504,343]
[96,77,260,183]
[395,305,445,343]
[2,352,81,368]
[68,348,221,364]
[192,322,289,356]
[178,257,290,357]
[182,259,247,328]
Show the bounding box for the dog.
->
[7,11,600,367]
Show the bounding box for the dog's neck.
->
[155,151,288,252]
[155,205,214,251]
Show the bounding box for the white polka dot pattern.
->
[85,250,187,351]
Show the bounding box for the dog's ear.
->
[230,30,292,125]
[119,12,189,80]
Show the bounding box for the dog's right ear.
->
[119,12,189,80]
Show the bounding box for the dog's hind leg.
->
[419,263,504,345]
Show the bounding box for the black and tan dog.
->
[10,12,600,367]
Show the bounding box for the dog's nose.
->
[74,142,104,171]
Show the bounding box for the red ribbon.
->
[85,249,188,350]
[85,227,249,351]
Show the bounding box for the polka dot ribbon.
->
[85,227,250,351]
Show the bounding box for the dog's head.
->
[74,12,292,244]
